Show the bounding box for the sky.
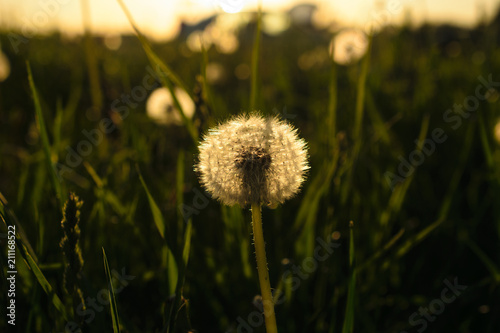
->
[0,0,499,40]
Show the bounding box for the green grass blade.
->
[1,193,68,321]
[352,35,372,142]
[358,228,405,272]
[182,219,193,269]
[0,192,38,260]
[378,125,474,270]
[136,165,179,296]
[116,0,189,97]
[365,89,391,144]
[328,45,338,150]
[341,42,371,204]
[221,205,252,278]
[293,147,340,257]
[25,247,68,320]
[137,166,166,239]
[342,221,356,333]
[200,37,216,119]
[477,109,493,168]
[83,161,104,188]
[27,62,65,208]
[116,0,198,143]
[81,0,103,117]
[176,150,185,237]
[463,238,500,282]
[165,246,179,296]
[293,147,340,233]
[437,123,475,219]
[166,218,192,333]
[392,217,444,261]
[84,162,128,216]
[102,248,121,333]
[380,114,430,228]
[53,99,63,151]
[340,35,372,204]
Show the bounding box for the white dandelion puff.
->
[196,113,309,207]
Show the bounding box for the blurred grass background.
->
[1,3,500,332]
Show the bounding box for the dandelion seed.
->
[196,113,309,207]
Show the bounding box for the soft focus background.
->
[1,0,500,332]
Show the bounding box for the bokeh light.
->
[0,52,11,82]
[206,62,226,84]
[104,34,122,51]
[262,12,290,35]
[495,119,500,145]
[234,63,251,80]
[218,0,247,14]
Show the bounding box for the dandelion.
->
[146,87,195,125]
[196,113,309,333]
[196,113,309,207]
[330,29,368,65]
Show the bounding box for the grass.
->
[1,5,500,333]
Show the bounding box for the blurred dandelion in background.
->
[146,87,195,125]
[330,28,368,65]
[0,52,11,82]
[494,119,500,145]
[262,12,290,35]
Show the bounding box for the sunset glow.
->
[0,0,499,41]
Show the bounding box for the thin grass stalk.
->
[340,36,372,204]
[328,42,338,151]
[80,0,103,118]
[341,221,356,333]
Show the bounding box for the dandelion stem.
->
[251,203,278,333]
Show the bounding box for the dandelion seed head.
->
[196,113,309,207]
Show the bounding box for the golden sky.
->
[0,0,499,40]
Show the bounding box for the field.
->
[1,3,500,333]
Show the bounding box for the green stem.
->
[251,203,278,333]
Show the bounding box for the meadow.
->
[0,3,500,333]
